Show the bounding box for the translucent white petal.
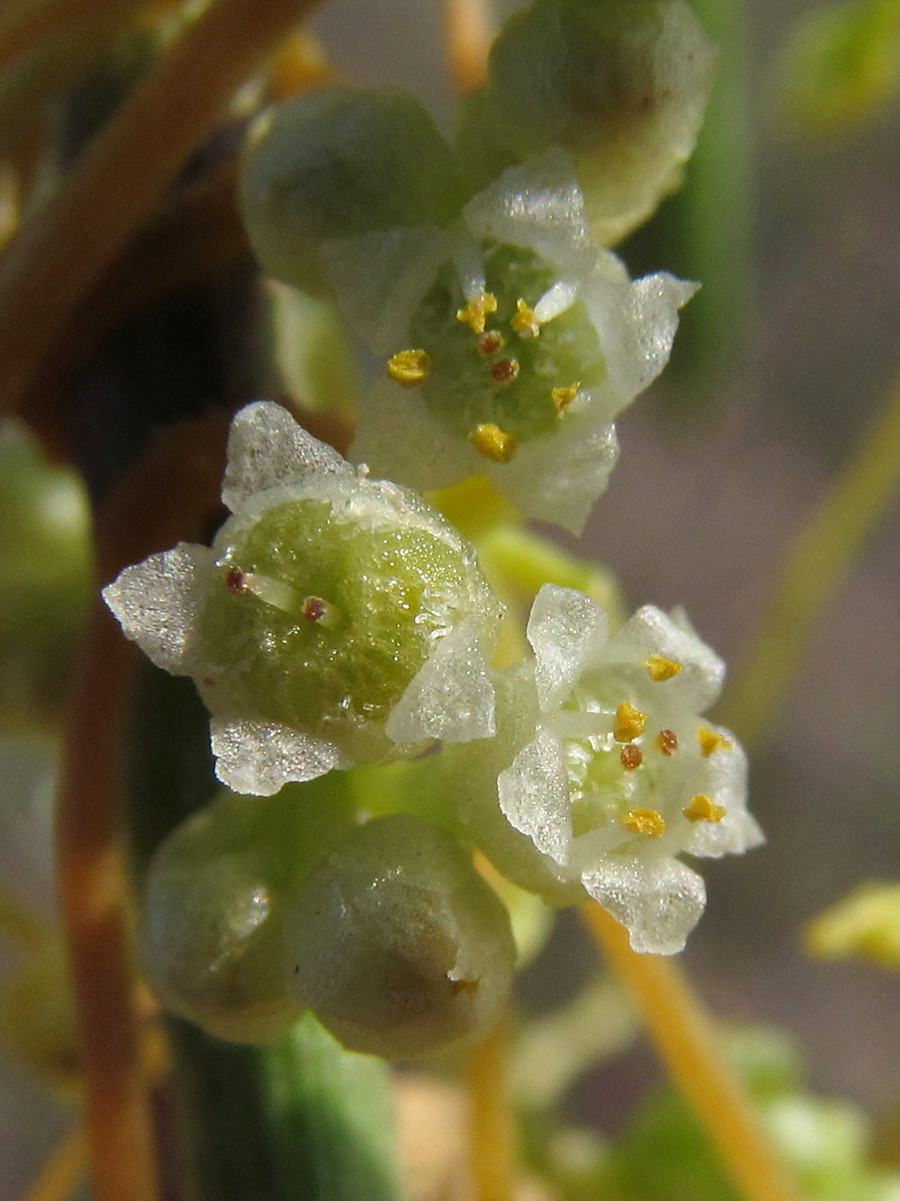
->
[350,376,474,492]
[222,400,351,511]
[490,410,620,535]
[462,149,594,275]
[527,584,609,712]
[686,738,765,858]
[497,729,572,867]
[102,543,213,674]
[323,225,455,355]
[385,618,496,744]
[210,719,341,796]
[581,856,707,955]
[606,604,726,710]
[581,271,697,399]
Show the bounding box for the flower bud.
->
[284,815,516,1058]
[139,780,354,1045]
[240,87,465,297]
[462,0,716,244]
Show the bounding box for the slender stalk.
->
[580,903,804,1201]
[21,1125,87,1201]
[721,364,900,748]
[56,601,159,1201]
[0,0,322,418]
[467,1011,515,1201]
[444,0,493,95]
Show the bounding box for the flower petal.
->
[210,718,342,796]
[221,400,351,511]
[324,225,455,355]
[102,543,213,674]
[581,271,697,400]
[606,604,726,710]
[462,149,595,276]
[581,856,707,955]
[384,618,496,745]
[527,584,609,712]
[497,729,572,867]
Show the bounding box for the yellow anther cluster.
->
[551,383,580,414]
[643,655,682,682]
[387,349,432,388]
[683,794,727,824]
[469,423,517,463]
[511,299,540,337]
[614,700,645,742]
[622,808,667,837]
[457,292,498,334]
[697,726,732,757]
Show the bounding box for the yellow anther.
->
[457,292,498,334]
[551,383,580,414]
[469,423,517,463]
[622,808,666,837]
[683,794,727,824]
[614,701,645,742]
[643,655,682,682]
[387,349,431,388]
[511,299,540,337]
[697,726,733,757]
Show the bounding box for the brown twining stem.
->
[0,0,323,419]
[57,601,159,1201]
[56,417,229,1201]
[444,0,493,94]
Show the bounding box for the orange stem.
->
[56,601,158,1201]
[21,1124,88,1201]
[0,0,322,417]
[444,0,493,95]
[581,903,804,1201]
[466,1011,515,1201]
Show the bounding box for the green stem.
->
[167,1015,403,1201]
[721,363,900,747]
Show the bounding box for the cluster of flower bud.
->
[99,0,765,1059]
[140,786,515,1055]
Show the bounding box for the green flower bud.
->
[284,815,516,1059]
[104,402,502,795]
[139,779,354,1045]
[240,87,465,297]
[462,0,716,244]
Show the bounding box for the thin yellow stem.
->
[444,0,493,95]
[466,1011,515,1201]
[581,903,805,1201]
[0,0,322,418]
[21,1125,87,1201]
[721,364,900,748]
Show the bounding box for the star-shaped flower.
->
[327,150,695,534]
[103,402,502,796]
[450,584,763,954]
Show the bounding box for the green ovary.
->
[198,498,474,737]
[409,242,606,443]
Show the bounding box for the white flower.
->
[103,402,502,796]
[452,584,763,954]
[327,150,695,534]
